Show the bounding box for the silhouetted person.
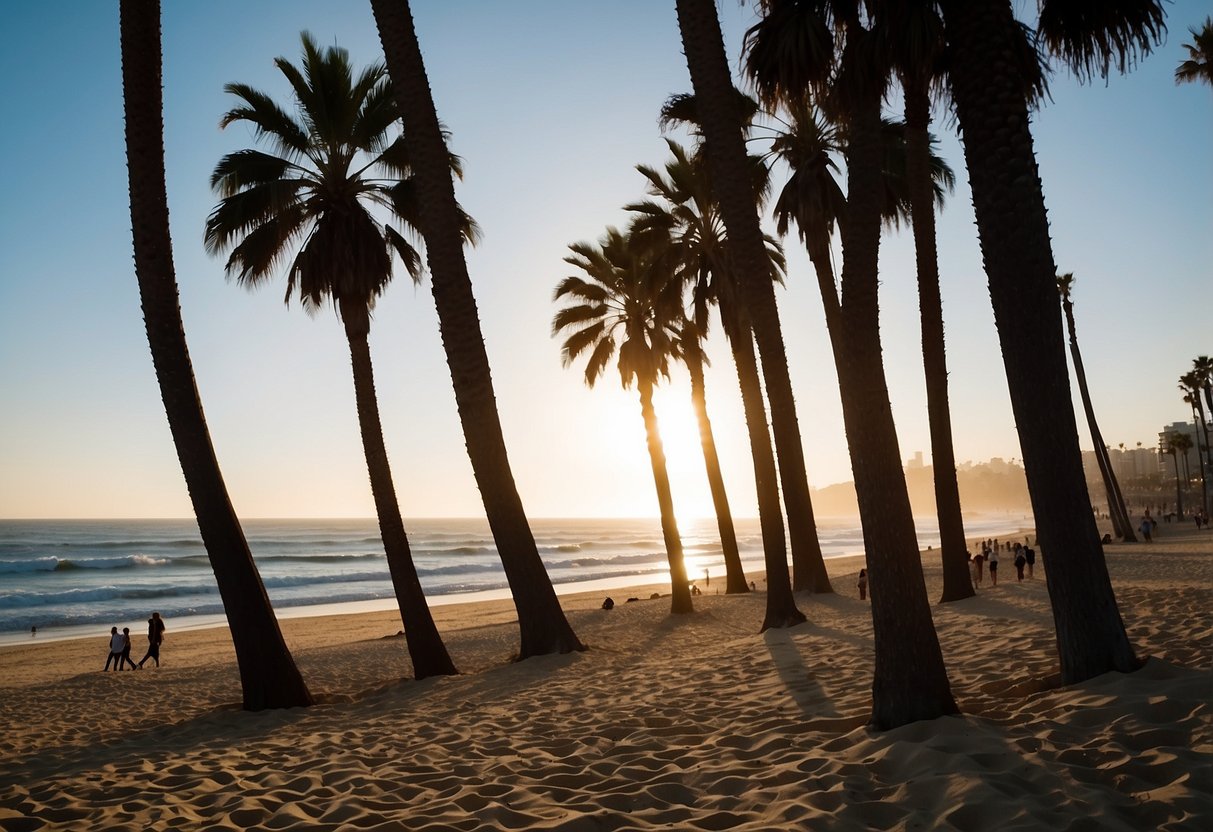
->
[1139,518,1153,542]
[138,611,166,668]
[104,627,123,671]
[1024,546,1036,578]
[988,547,1000,587]
[857,568,868,601]
[1014,549,1026,582]
[120,627,138,670]
[973,550,985,586]
[601,597,614,610]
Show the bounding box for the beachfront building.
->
[1158,421,1205,472]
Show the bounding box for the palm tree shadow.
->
[762,627,841,719]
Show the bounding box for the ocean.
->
[0,514,1030,645]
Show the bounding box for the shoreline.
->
[0,524,1208,830]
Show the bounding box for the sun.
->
[649,387,717,527]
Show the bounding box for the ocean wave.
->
[0,555,171,573]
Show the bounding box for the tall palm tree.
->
[369,0,584,657]
[655,98,833,596]
[203,32,456,679]
[678,0,955,728]
[669,9,836,601]
[629,140,809,618]
[1057,273,1135,541]
[1164,432,1191,518]
[744,0,959,725]
[1179,372,1209,513]
[938,0,1160,683]
[1193,355,1213,417]
[1175,17,1213,86]
[119,0,311,710]
[673,324,749,594]
[553,228,694,615]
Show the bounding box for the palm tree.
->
[1179,372,1209,513]
[938,0,1159,683]
[1193,355,1213,417]
[1165,432,1191,518]
[369,0,584,657]
[673,324,749,594]
[203,32,456,679]
[655,94,833,597]
[119,0,311,710]
[553,228,694,615]
[1175,17,1213,86]
[744,0,959,724]
[628,140,809,618]
[679,0,955,728]
[1057,273,1136,541]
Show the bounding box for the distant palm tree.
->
[628,139,809,620]
[369,0,585,658]
[1193,355,1213,416]
[119,0,311,709]
[1165,432,1192,518]
[1175,17,1213,86]
[1057,273,1135,541]
[553,228,694,615]
[204,32,456,678]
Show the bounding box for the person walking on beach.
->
[973,548,985,586]
[138,612,166,668]
[988,546,999,587]
[1014,548,1026,582]
[1138,517,1153,542]
[857,568,868,601]
[104,626,123,671]
[1024,545,1036,578]
[120,627,139,670]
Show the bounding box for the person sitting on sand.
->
[138,611,166,668]
[857,569,868,601]
[104,626,123,671]
[601,597,614,610]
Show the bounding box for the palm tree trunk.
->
[1173,453,1185,518]
[685,350,748,593]
[119,0,311,711]
[903,79,975,602]
[340,301,457,679]
[675,0,832,597]
[723,308,806,628]
[1192,403,1210,515]
[370,0,583,657]
[637,379,694,614]
[1061,297,1136,542]
[835,73,958,728]
[941,0,1137,683]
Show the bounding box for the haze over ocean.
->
[0,514,1031,644]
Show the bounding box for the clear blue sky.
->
[0,1,1209,519]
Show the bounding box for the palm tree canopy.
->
[1037,0,1167,83]
[1057,270,1075,299]
[1175,17,1213,86]
[204,31,478,316]
[553,228,684,391]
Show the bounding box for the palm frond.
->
[210,149,299,197]
[219,82,309,157]
[1037,0,1166,83]
[384,223,423,283]
[204,179,308,255]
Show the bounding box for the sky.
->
[0,1,1209,521]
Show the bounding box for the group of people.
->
[968,538,1035,587]
[103,612,165,671]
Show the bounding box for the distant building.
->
[1158,421,1203,476]
[906,451,924,470]
[1106,445,1162,480]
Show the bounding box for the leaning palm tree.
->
[656,98,833,597]
[1179,373,1209,514]
[119,0,310,709]
[629,139,810,622]
[369,0,584,657]
[1175,17,1213,86]
[1057,273,1135,541]
[553,228,694,615]
[672,322,749,594]
[204,32,456,678]
[1193,355,1213,417]
[742,0,957,727]
[938,0,1160,683]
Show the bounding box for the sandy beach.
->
[0,523,1209,831]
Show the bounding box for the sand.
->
[0,523,1209,831]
